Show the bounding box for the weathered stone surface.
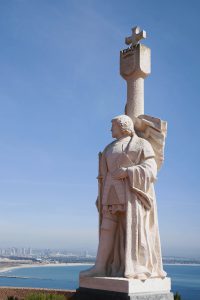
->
[129,294,174,300]
[80,277,171,294]
[120,43,151,120]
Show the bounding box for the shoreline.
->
[0,262,200,274]
[0,262,94,274]
[164,263,200,266]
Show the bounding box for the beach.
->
[0,261,93,274]
[1,260,200,274]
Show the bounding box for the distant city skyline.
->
[0,246,200,261]
[0,246,96,257]
[0,1,199,258]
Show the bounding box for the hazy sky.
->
[0,0,199,258]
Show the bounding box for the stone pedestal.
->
[76,277,173,300]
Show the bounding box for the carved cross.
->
[125,26,146,47]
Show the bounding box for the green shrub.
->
[174,292,181,300]
[25,294,65,300]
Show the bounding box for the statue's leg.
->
[80,212,117,277]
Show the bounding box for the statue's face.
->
[111,120,123,139]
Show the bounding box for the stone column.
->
[120,43,151,122]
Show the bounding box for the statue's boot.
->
[80,217,117,277]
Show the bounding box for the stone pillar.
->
[126,77,144,118]
[120,44,151,122]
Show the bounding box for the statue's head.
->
[111,115,134,139]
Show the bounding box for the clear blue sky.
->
[0,0,199,258]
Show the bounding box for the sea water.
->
[0,264,200,300]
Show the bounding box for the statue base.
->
[75,277,173,300]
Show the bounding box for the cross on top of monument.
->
[125,26,146,47]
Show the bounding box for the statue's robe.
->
[99,134,166,278]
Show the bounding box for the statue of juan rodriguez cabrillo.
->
[80,27,167,280]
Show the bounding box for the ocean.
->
[0,264,200,300]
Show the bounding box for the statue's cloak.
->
[99,134,166,278]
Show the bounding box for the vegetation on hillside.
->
[25,294,66,300]
[7,294,67,300]
[7,291,182,300]
[174,292,182,300]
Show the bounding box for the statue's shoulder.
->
[130,135,155,158]
[102,140,115,154]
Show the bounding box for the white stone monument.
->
[77,26,173,300]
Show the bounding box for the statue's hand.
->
[112,167,128,179]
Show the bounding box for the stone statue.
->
[80,114,166,280]
[78,26,173,300]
